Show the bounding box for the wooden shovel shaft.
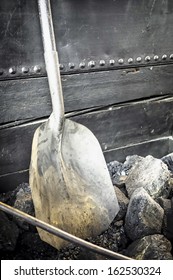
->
[0,201,132,260]
[38,0,64,129]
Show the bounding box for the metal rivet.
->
[9,67,16,74]
[162,54,167,60]
[118,58,124,64]
[88,61,96,68]
[59,64,64,70]
[170,54,173,59]
[22,66,29,74]
[128,58,133,64]
[34,65,41,73]
[79,62,86,69]
[109,59,115,66]
[154,55,159,61]
[136,57,142,62]
[99,60,105,66]
[69,63,75,69]
[145,56,151,62]
[0,70,3,75]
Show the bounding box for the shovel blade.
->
[30,118,119,249]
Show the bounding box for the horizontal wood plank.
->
[73,97,173,152]
[0,97,173,181]
[1,136,172,192]
[0,171,28,193]
[0,64,173,125]
[104,137,173,163]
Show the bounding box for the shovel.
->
[29,0,119,250]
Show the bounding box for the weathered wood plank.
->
[104,137,173,163]
[0,97,173,180]
[0,171,28,193]
[0,122,38,176]
[0,64,173,125]
[74,97,173,152]
[1,136,172,192]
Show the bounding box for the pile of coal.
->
[1,154,173,260]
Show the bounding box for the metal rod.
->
[0,201,132,260]
[38,0,56,52]
[38,0,64,130]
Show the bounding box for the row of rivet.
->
[0,65,42,76]
[0,54,173,75]
[83,54,173,68]
[61,53,173,70]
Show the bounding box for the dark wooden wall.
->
[0,0,173,192]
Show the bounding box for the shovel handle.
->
[38,0,64,130]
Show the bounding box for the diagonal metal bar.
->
[0,201,132,260]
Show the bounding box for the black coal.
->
[1,154,173,260]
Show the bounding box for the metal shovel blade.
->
[30,116,119,249]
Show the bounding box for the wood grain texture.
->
[0,64,173,125]
[0,97,173,182]
[104,137,173,163]
[0,122,37,177]
[1,136,172,192]
[73,97,173,152]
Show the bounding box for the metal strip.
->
[0,201,132,260]
[0,53,173,80]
